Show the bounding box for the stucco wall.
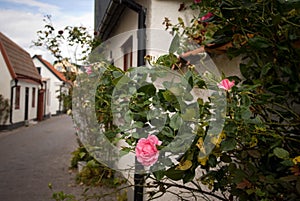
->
[33,58,64,115]
[12,81,39,124]
[0,52,11,100]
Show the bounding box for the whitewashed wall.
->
[11,81,39,124]
[33,58,65,115]
[0,53,11,101]
[0,53,12,125]
[42,78,51,117]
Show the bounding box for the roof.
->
[32,55,67,82]
[0,32,41,84]
[95,0,126,40]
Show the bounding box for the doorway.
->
[24,87,29,121]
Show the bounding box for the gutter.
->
[119,0,146,67]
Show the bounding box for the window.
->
[15,86,20,109]
[37,67,41,74]
[32,88,36,107]
[122,36,133,71]
[123,52,133,71]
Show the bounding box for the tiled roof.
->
[33,55,67,82]
[0,32,41,84]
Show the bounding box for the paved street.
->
[0,115,82,201]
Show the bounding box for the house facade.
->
[0,32,42,130]
[32,55,69,116]
[94,0,241,76]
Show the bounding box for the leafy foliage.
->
[0,94,10,125]
[33,15,100,64]
[36,1,300,200]
[154,0,300,200]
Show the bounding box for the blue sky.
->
[0,0,94,62]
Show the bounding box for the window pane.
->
[15,86,20,109]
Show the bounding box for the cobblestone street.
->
[0,115,84,201]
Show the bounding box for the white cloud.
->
[0,3,94,64]
[0,9,45,50]
[1,0,60,14]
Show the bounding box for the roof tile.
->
[33,55,67,82]
[0,32,41,83]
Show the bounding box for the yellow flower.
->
[249,136,258,148]
[210,131,226,147]
[196,137,206,154]
[293,156,300,165]
[176,160,193,170]
[198,156,209,166]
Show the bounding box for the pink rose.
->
[84,66,92,75]
[218,79,235,91]
[201,12,213,21]
[194,0,201,3]
[135,135,162,167]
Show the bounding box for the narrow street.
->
[0,115,81,201]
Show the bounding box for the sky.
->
[0,0,94,63]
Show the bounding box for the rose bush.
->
[36,1,300,200]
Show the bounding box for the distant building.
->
[0,32,42,130]
[53,59,81,73]
[32,55,70,116]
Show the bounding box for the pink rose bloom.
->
[201,12,213,21]
[194,0,201,3]
[135,135,162,167]
[84,66,92,75]
[218,79,235,91]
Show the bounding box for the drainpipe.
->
[10,79,18,124]
[119,0,146,67]
[118,1,146,201]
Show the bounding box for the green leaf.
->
[162,90,176,102]
[79,152,86,159]
[248,36,272,49]
[280,160,294,166]
[165,167,185,181]
[260,63,272,76]
[161,126,174,138]
[247,150,261,158]
[153,170,165,181]
[112,71,123,79]
[268,85,286,95]
[170,113,183,130]
[181,108,196,121]
[137,84,156,96]
[169,34,180,53]
[183,170,195,183]
[220,154,232,163]
[220,138,237,151]
[241,94,251,107]
[273,147,290,159]
[241,107,252,120]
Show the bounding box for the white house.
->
[94,0,241,76]
[32,55,70,116]
[94,1,240,200]
[0,32,42,130]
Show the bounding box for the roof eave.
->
[0,41,17,79]
[96,1,125,41]
[33,55,67,82]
